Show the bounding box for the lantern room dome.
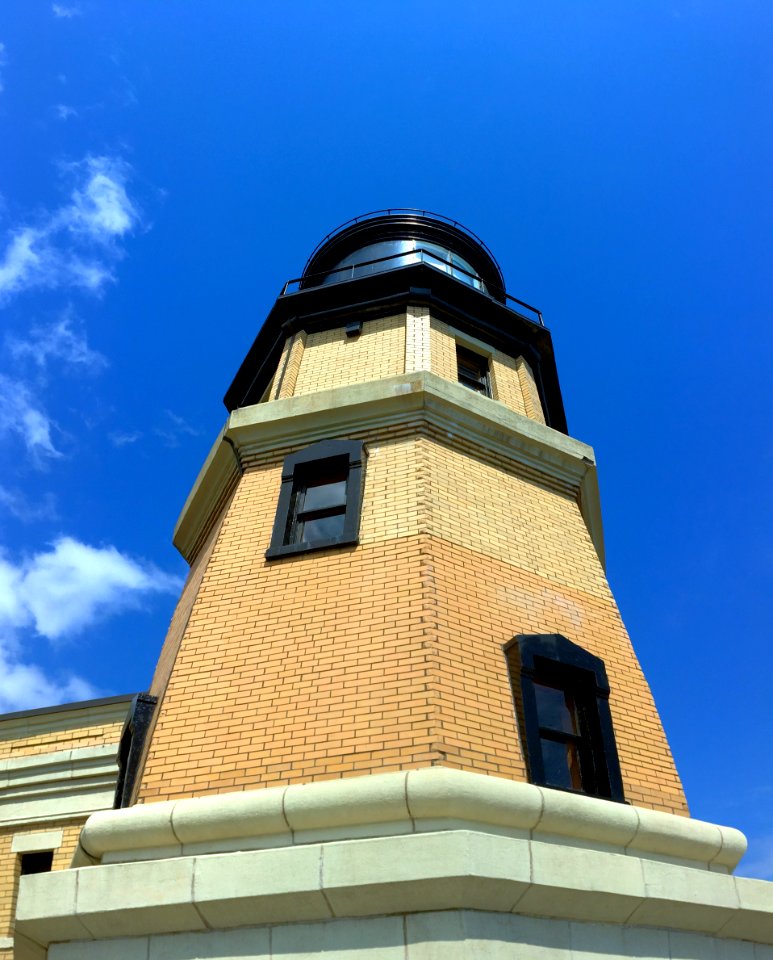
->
[301,209,506,302]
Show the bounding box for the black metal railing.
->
[281,247,544,327]
[302,207,504,280]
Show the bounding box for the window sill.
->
[265,535,358,560]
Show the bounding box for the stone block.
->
[172,785,288,846]
[322,831,530,917]
[271,915,405,959]
[629,859,738,933]
[536,788,638,849]
[149,926,271,959]
[405,767,542,831]
[15,870,93,945]
[194,845,330,927]
[721,876,773,942]
[77,858,205,938]
[284,770,410,835]
[406,910,572,959]
[518,837,645,923]
[50,937,150,960]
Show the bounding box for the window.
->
[506,634,624,802]
[20,851,53,875]
[266,439,365,558]
[456,344,491,396]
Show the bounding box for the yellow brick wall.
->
[292,314,405,396]
[0,718,124,761]
[267,313,544,424]
[140,430,686,815]
[272,331,306,401]
[517,355,546,424]
[429,317,541,421]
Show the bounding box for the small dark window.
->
[20,851,53,875]
[456,345,491,396]
[507,634,625,802]
[267,439,365,559]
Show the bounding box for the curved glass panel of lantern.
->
[320,239,486,292]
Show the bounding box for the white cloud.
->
[9,310,107,372]
[0,556,94,712]
[11,537,182,639]
[154,410,199,448]
[0,155,139,303]
[52,4,81,17]
[0,375,62,462]
[0,657,95,713]
[0,536,182,711]
[0,486,57,524]
[109,430,142,447]
[55,104,78,121]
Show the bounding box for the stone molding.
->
[77,768,743,870]
[173,372,605,566]
[0,743,119,825]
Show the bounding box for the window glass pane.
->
[540,737,583,791]
[533,682,577,735]
[299,512,346,543]
[301,477,347,513]
[20,851,54,875]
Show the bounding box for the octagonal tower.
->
[17,212,770,960]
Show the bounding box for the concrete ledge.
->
[16,829,773,953]
[79,768,745,871]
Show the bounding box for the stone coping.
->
[76,768,745,871]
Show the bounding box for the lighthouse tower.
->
[16,212,773,959]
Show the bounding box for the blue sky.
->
[1,2,771,876]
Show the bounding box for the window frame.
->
[456,343,492,397]
[506,633,625,802]
[266,439,365,559]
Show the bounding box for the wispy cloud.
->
[52,4,81,18]
[0,653,96,714]
[55,104,78,121]
[0,375,62,463]
[737,834,773,882]
[9,310,107,372]
[0,486,57,524]
[0,42,7,94]
[109,430,142,447]
[0,155,139,304]
[154,410,199,447]
[0,535,182,711]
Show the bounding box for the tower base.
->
[16,769,773,959]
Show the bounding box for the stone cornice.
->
[173,373,605,567]
[0,743,120,826]
[0,695,132,742]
